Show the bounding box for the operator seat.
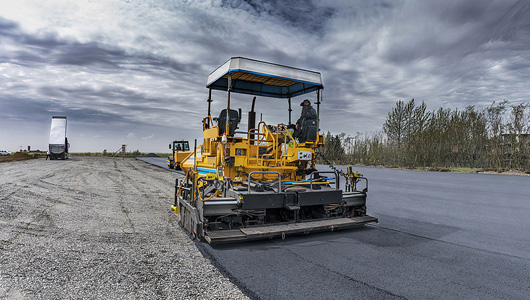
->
[217,109,240,136]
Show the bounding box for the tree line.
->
[318,99,530,170]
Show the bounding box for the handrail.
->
[203,116,214,129]
[277,123,296,146]
[350,176,368,193]
[277,123,296,158]
[244,121,301,168]
[248,171,281,193]
[260,123,280,164]
[247,128,267,166]
[249,122,275,166]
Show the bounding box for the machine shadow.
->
[204,213,462,251]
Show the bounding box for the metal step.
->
[204,215,378,244]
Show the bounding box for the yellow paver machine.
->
[172,57,377,243]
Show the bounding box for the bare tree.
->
[322,99,529,171]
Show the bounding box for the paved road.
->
[136,156,184,174]
[139,158,530,299]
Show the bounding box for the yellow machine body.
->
[180,120,324,182]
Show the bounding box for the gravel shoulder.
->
[0,157,249,300]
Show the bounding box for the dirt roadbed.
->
[0,157,248,300]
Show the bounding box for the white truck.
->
[48,116,69,160]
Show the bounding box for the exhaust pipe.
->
[248,97,256,144]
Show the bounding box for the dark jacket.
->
[295,105,317,142]
[296,105,317,126]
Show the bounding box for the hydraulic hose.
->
[197,185,220,201]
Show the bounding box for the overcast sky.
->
[1,0,528,153]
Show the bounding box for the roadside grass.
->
[405,166,530,175]
[448,167,480,173]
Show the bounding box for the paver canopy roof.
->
[206,57,323,98]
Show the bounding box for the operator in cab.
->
[294,99,318,143]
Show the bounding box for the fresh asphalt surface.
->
[138,157,530,299]
[136,156,184,175]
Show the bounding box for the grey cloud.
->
[0,16,198,77]
[0,16,17,30]
[35,84,206,131]
[177,9,286,64]
[14,51,46,64]
[0,22,124,69]
[384,0,529,64]
[438,1,492,25]
[53,43,125,67]
[1,95,130,126]
[487,0,530,43]
[221,0,335,34]
[136,54,202,74]
[38,85,189,114]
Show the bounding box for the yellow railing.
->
[244,122,299,168]
[202,116,214,130]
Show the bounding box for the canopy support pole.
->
[207,88,212,117]
[226,74,231,136]
[288,97,292,125]
[316,89,321,133]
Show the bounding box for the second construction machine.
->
[172,57,377,243]
[167,140,191,170]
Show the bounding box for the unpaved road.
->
[0,157,248,300]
